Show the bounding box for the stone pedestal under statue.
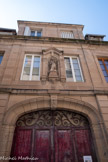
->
[48,71,59,81]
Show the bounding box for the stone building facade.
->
[0,21,108,162]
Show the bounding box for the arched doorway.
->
[10,110,97,162]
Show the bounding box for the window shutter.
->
[24,26,31,36]
[61,31,73,39]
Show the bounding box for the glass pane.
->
[74,69,81,76]
[104,60,108,65]
[22,55,32,80]
[31,31,35,36]
[105,77,108,82]
[73,63,79,69]
[65,58,73,79]
[23,67,30,75]
[102,70,108,77]
[32,56,40,79]
[34,56,40,62]
[65,58,71,70]
[33,62,40,68]
[98,60,103,65]
[24,56,32,67]
[66,70,73,78]
[32,68,39,75]
[0,55,3,64]
[100,64,105,70]
[33,57,40,68]
[76,76,82,81]
[37,31,41,37]
[106,64,108,69]
[72,58,78,63]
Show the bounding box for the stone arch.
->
[3,96,101,126]
[1,96,108,162]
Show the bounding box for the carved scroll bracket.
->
[50,95,57,110]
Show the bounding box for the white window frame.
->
[31,30,42,37]
[21,54,41,81]
[64,56,84,82]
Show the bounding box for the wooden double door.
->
[11,110,97,162]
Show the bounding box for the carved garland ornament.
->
[16,110,89,127]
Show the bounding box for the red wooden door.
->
[11,129,32,162]
[10,110,97,162]
[34,130,51,162]
[55,129,75,162]
[75,129,92,162]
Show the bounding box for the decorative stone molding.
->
[51,95,57,110]
[42,47,63,56]
[41,47,66,82]
[3,96,101,125]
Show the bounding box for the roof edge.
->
[85,34,106,38]
[17,20,84,28]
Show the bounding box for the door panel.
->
[55,129,75,162]
[75,129,93,162]
[10,110,97,162]
[11,129,32,162]
[34,130,51,162]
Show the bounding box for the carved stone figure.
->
[49,57,57,72]
[50,60,57,72]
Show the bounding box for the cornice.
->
[17,20,84,29]
[0,35,108,46]
[0,87,108,95]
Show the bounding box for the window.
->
[24,26,42,37]
[64,56,83,82]
[31,30,42,37]
[0,53,3,64]
[98,58,108,82]
[61,31,74,39]
[21,55,41,80]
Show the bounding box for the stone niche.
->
[41,47,66,82]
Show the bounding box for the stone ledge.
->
[0,34,108,46]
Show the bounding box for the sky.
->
[0,0,108,40]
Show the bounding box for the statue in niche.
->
[48,57,59,81]
[49,57,58,73]
[50,59,57,72]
